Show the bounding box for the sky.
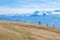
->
[0,0,60,14]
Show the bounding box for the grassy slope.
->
[0,21,60,40]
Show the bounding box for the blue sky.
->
[0,0,60,14]
[0,0,60,8]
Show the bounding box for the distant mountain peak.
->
[31,11,40,16]
[54,10,60,12]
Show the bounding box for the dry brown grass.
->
[0,21,60,40]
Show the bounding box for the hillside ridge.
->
[0,21,60,40]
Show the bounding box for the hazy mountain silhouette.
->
[31,11,40,16]
[54,10,60,12]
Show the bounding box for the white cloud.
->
[0,6,60,15]
[52,12,60,15]
[0,6,36,15]
[51,1,60,5]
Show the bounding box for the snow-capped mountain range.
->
[0,10,60,28]
[0,10,60,16]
